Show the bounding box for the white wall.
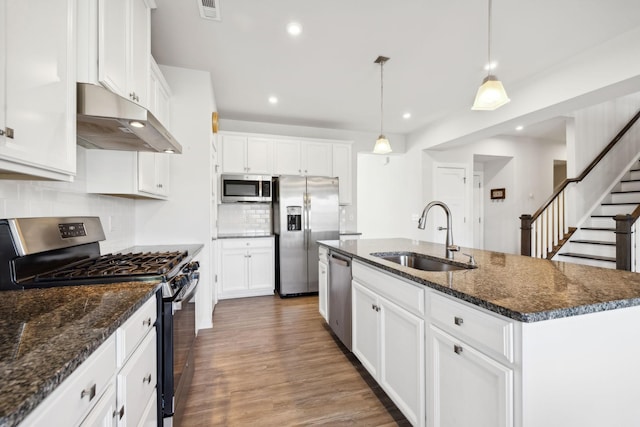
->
[135,65,216,331]
[0,147,136,253]
[357,153,413,239]
[357,135,566,254]
[219,118,407,233]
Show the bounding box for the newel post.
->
[615,214,634,271]
[520,214,532,256]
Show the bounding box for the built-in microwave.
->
[221,175,272,203]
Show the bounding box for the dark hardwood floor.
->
[181,295,410,426]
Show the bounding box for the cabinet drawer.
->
[20,335,117,427]
[353,261,425,317]
[319,246,328,263]
[429,292,514,364]
[117,330,157,427]
[221,237,274,250]
[117,296,157,367]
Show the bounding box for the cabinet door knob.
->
[4,127,14,139]
[143,374,152,384]
[118,405,125,420]
[454,316,464,326]
[454,344,463,355]
[80,383,96,401]
[143,317,152,327]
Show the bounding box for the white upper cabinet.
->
[0,0,76,181]
[220,134,272,174]
[149,56,171,129]
[302,142,332,177]
[273,140,332,177]
[85,150,171,199]
[98,0,150,107]
[273,140,301,175]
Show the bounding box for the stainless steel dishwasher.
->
[328,251,352,351]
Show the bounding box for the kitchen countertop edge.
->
[319,239,640,323]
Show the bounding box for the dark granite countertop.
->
[0,282,160,427]
[318,238,640,323]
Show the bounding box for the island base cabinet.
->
[429,326,513,427]
[352,280,380,377]
[352,280,425,427]
[318,258,328,321]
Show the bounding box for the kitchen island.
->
[0,282,160,427]
[319,238,640,427]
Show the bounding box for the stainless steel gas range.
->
[0,216,201,426]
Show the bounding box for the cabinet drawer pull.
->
[143,317,152,327]
[454,316,464,326]
[143,373,152,384]
[4,127,14,139]
[80,383,96,401]
[118,405,125,420]
[454,344,463,355]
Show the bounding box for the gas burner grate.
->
[36,251,187,281]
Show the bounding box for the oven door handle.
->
[173,272,200,303]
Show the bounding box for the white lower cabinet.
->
[427,292,514,427]
[318,246,329,321]
[218,237,274,299]
[352,277,425,427]
[79,381,117,427]
[116,330,157,426]
[429,326,513,427]
[19,296,158,427]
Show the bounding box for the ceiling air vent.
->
[198,0,221,21]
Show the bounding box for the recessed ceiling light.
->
[164,149,175,154]
[402,112,411,119]
[268,96,278,104]
[286,22,302,36]
[515,125,524,131]
[129,120,145,128]
[484,61,498,71]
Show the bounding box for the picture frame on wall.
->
[490,188,506,200]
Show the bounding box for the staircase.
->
[554,161,640,269]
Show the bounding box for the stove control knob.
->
[172,274,188,289]
[183,261,200,273]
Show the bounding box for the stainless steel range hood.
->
[76,83,182,154]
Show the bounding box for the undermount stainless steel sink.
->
[371,252,475,272]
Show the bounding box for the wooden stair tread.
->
[601,202,638,206]
[581,227,615,231]
[620,179,640,183]
[571,239,615,246]
[611,190,640,194]
[591,215,614,218]
[558,252,616,262]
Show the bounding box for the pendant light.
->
[472,0,510,110]
[373,56,392,154]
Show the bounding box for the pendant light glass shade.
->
[373,56,392,154]
[472,75,510,110]
[472,0,510,111]
[373,135,392,154]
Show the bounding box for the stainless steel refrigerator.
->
[273,176,339,296]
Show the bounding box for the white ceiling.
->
[150,0,640,139]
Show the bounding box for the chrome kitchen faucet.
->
[418,201,460,259]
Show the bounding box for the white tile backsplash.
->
[0,147,136,253]
[218,203,272,235]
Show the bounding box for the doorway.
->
[432,164,467,247]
